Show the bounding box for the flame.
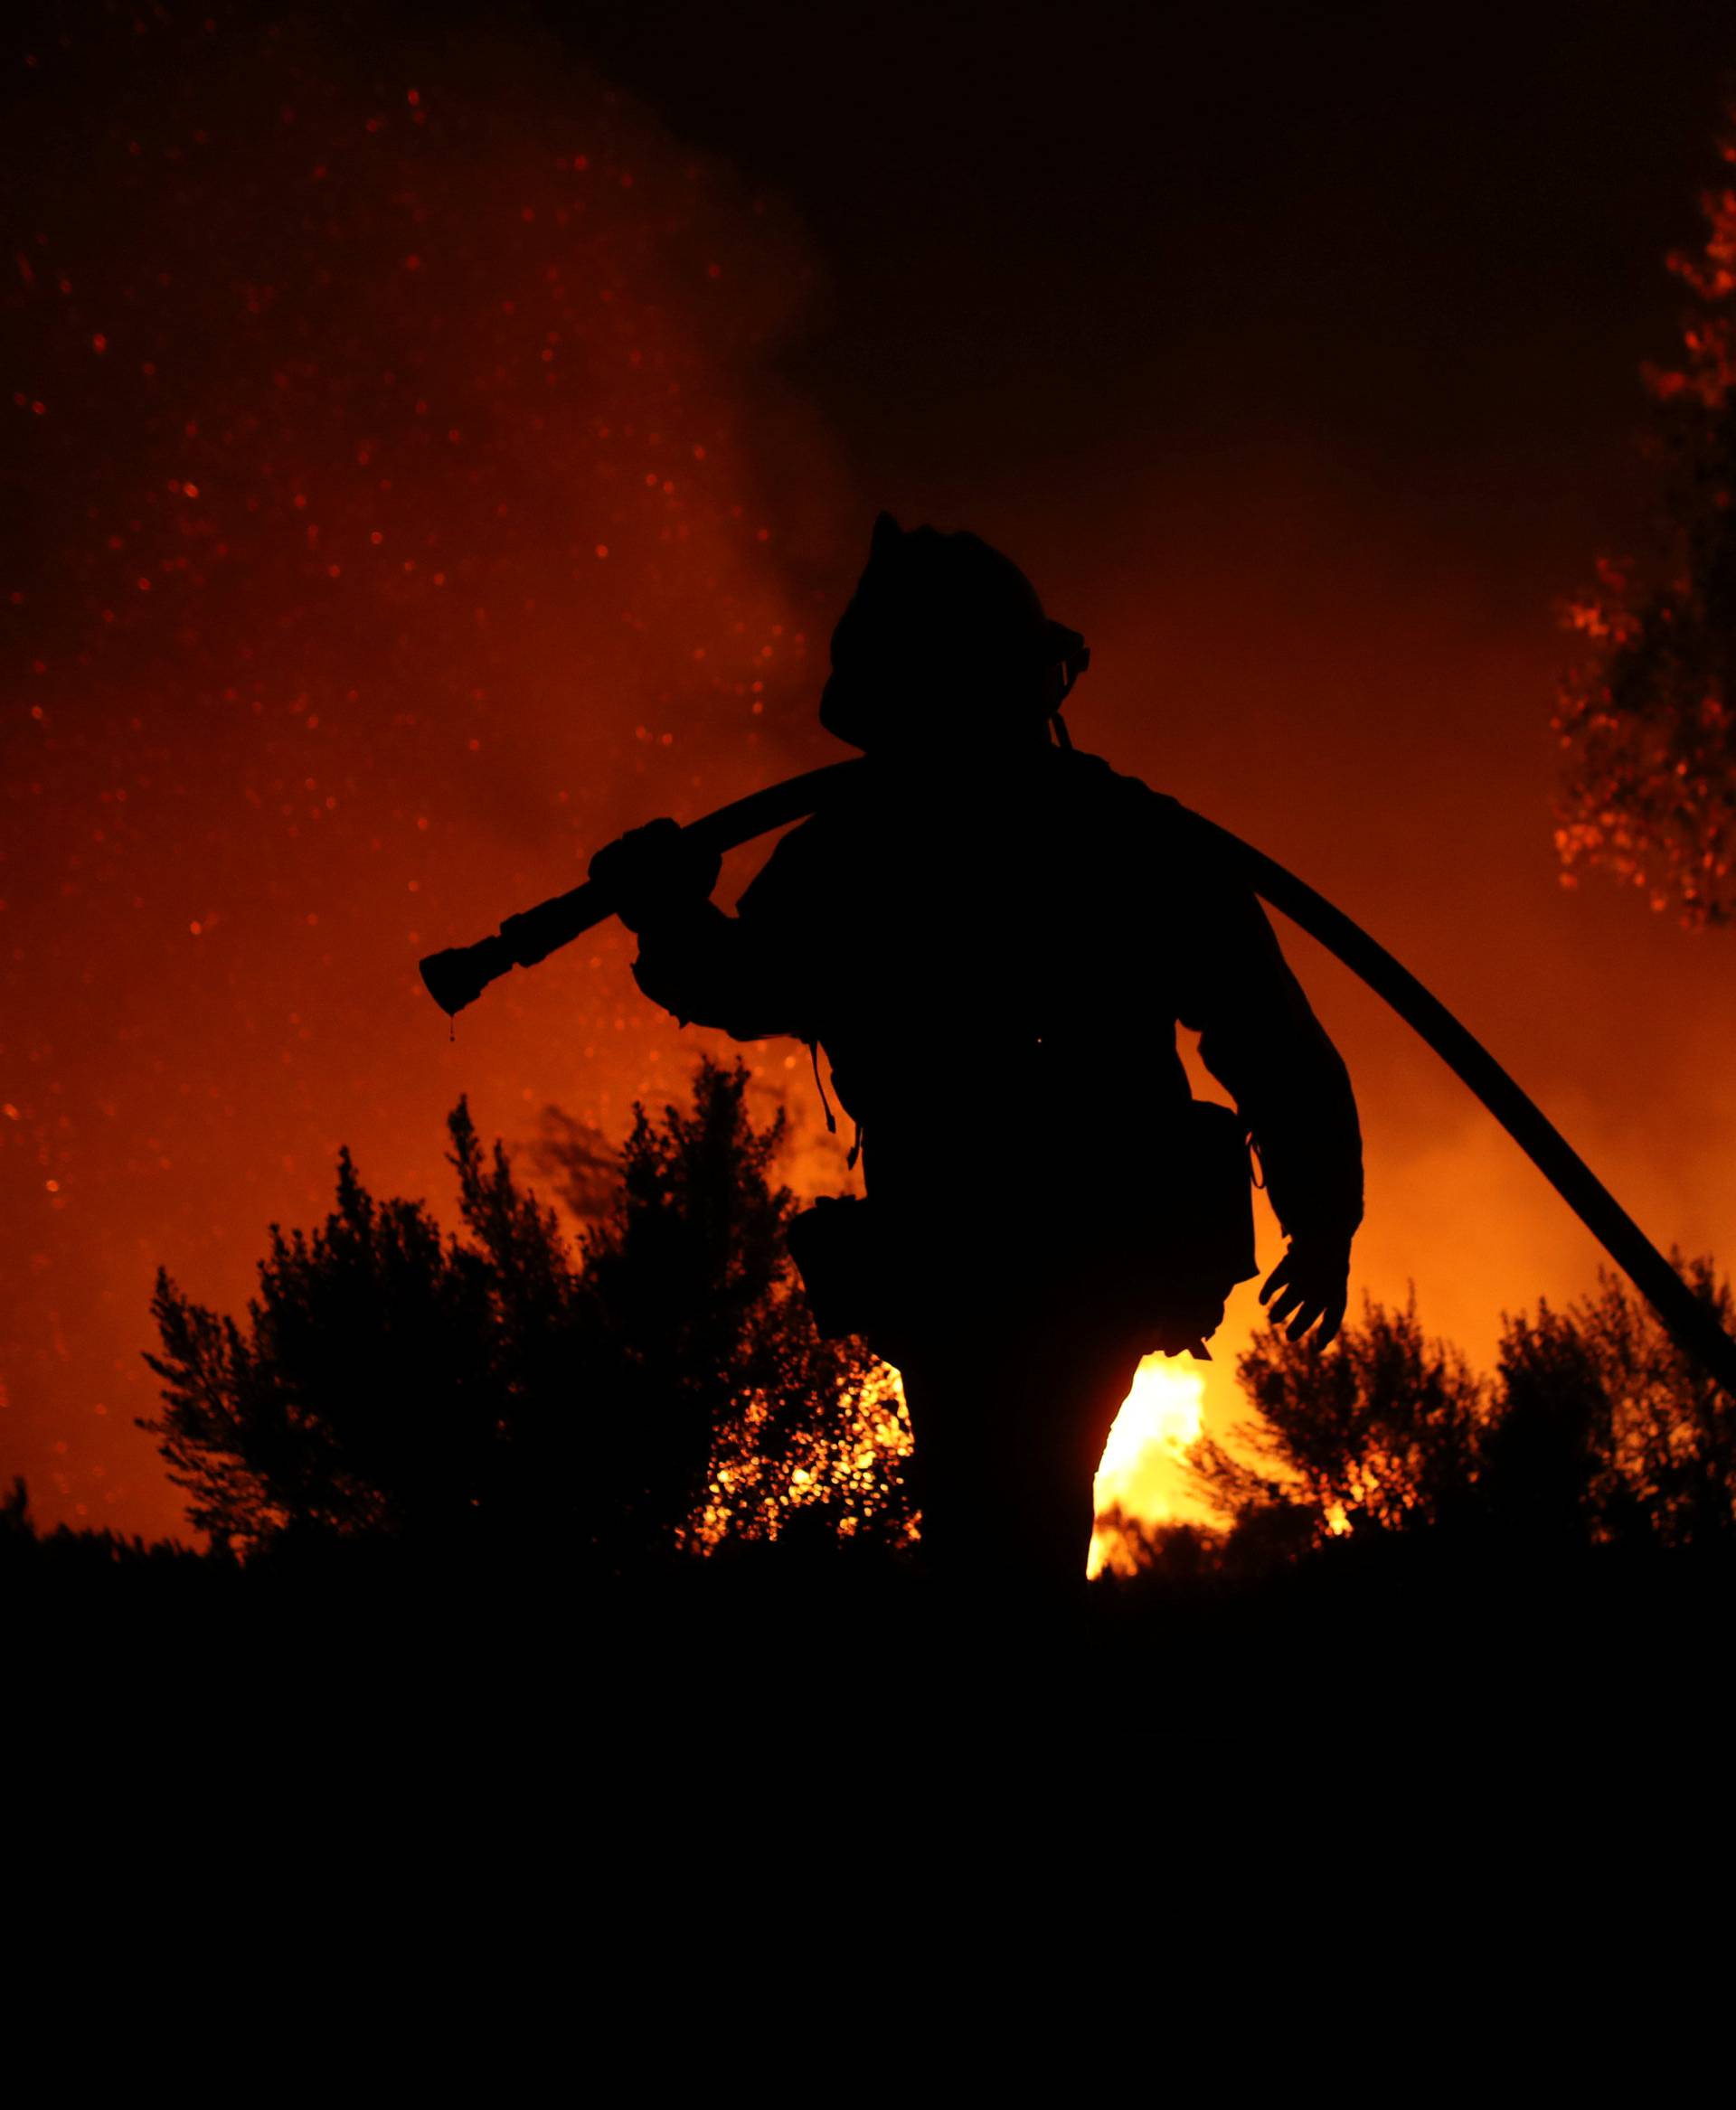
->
[1087,1354,1208,1578]
[693,1364,914,1551]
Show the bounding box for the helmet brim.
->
[1043,619,1087,668]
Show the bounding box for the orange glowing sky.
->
[5,3,1736,1542]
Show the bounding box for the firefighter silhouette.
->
[589,513,1363,1583]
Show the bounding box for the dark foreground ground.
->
[13,1529,1733,1983]
[14,1529,1731,1744]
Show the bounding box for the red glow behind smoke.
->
[11,11,1736,1553]
[2,12,855,1534]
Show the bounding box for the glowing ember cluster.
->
[1554,112,1736,928]
[694,1364,916,1551]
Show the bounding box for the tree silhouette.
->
[1554,106,1736,926]
[142,1058,911,1568]
[1497,1257,1736,1548]
[557,1058,910,1559]
[142,1110,548,1555]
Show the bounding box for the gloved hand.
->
[587,818,722,935]
[1260,1234,1351,1346]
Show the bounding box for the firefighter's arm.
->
[1181,875,1363,1344]
[587,819,807,1041]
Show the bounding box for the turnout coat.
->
[630,744,1363,1352]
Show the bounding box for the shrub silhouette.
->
[1188,1292,1489,1546]
[144,1109,541,1555]
[143,1057,912,1568]
[1188,1260,1735,1559]
[2,1473,206,1581]
[1497,1258,1736,1549]
[570,1057,910,1560]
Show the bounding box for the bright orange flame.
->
[693,1364,914,1550]
[1088,1354,1208,1578]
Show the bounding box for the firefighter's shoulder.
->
[1058,746,1194,838]
[733,794,856,918]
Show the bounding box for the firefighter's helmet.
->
[819,512,1089,750]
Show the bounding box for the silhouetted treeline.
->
[140,1057,912,1575]
[10,1059,1734,1667]
[1178,1258,1736,1568]
[2,1474,207,1586]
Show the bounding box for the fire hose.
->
[419,758,1736,1399]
